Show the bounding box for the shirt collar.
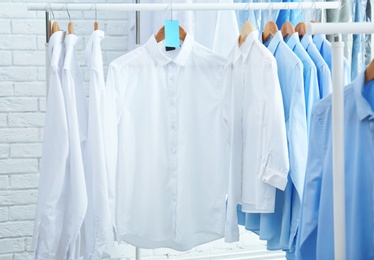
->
[286,32,300,50]
[48,31,65,64]
[64,33,79,47]
[300,34,313,50]
[85,30,105,68]
[266,31,282,55]
[145,33,194,67]
[241,30,259,61]
[354,71,374,121]
[312,34,325,51]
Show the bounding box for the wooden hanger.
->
[281,21,295,38]
[365,59,374,83]
[262,21,278,43]
[154,26,187,43]
[295,22,307,38]
[239,21,255,47]
[68,21,74,34]
[51,21,60,35]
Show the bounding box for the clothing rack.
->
[28,3,340,260]
[308,22,374,260]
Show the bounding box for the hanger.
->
[239,21,255,47]
[281,21,295,38]
[94,4,98,31]
[262,21,278,43]
[365,59,374,83]
[66,5,74,34]
[49,4,60,35]
[295,22,307,38]
[154,26,187,43]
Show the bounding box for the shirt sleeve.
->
[286,63,308,197]
[258,58,289,191]
[102,64,121,240]
[225,62,240,243]
[304,63,319,136]
[296,106,325,260]
[33,66,69,259]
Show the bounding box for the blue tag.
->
[164,20,180,48]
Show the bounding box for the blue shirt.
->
[301,34,332,99]
[313,34,351,86]
[265,31,307,200]
[286,32,319,134]
[297,71,374,260]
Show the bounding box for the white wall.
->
[0,1,283,259]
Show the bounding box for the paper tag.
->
[164,20,180,48]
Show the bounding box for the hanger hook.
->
[49,3,55,20]
[95,4,97,23]
[267,2,273,21]
[312,1,317,21]
[66,4,71,22]
[170,3,173,21]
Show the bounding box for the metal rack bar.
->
[28,2,340,12]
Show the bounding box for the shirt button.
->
[172,148,177,154]
[171,124,176,130]
[170,100,175,106]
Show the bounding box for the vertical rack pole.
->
[136,0,140,46]
[135,0,140,258]
[331,34,346,260]
[45,11,51,95]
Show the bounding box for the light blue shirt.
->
[266,31,307,255]
[286,32,319,133]
[297,71,374,260]
[301,34,332,99]
[265,31,307,201]
[313,34,351,86]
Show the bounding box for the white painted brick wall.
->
[0,1,281,259]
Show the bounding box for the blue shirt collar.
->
[286,32,300,50]
[312,34,325,51]
[266,31,282,55]
[300,34,313,50]
[354,71,374,121]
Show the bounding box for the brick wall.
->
[0,1,280,259]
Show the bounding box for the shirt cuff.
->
[260,165,288,191]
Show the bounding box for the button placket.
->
[168,63,178,210]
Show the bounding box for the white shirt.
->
[83,30,111,260]
[33,32,88,259]
[225,31,289,242]
[105,33,232,250]
[33,30,69,260]
[60,34,88,259]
